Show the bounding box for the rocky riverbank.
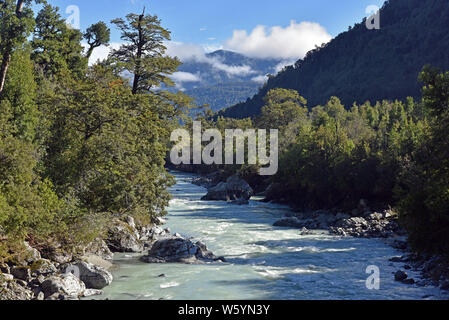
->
[0,214,220,300]
[187,170,449,296]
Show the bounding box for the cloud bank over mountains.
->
[224,20,332,60]
[86,20,331,88]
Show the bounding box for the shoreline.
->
[2,170,447,300]
[185,170,449,297]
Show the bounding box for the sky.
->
[43,0,385,85]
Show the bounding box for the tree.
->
[110,8,181,94]
[397,66,449,254]
[257,88,307,130]
[84,21,110,60]
[0,48,38,142]
[32,3,86,78]
[0,0,38,94]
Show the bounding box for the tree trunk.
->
[132,10,145,95]
[0,0,26,95]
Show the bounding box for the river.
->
[98,172,445,300]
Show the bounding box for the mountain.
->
[219,0,449,119]
[173,50,284,111]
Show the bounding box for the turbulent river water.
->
[98,172,445,300]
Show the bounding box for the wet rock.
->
[191,171,223,189]
[201,174,253,201]
[394,270,408,282]
[273,217,304,228]
[389,256,403,263]
[402,278,415,285]
[140,237,216,264]
[41,273,85,299]
[299,227,313,235]
[229,199,249,205]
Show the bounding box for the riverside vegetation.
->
[0,1,198,299]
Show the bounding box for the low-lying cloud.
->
[165,42,256,78]
[224,20,332,60]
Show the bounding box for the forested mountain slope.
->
[219,0,449,118]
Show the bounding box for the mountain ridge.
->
[219,0,449,119]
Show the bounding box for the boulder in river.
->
[273,217,304,228]
[394,270,408,282]
[140,237,217,264]
[201,174,253,201]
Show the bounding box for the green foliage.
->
[41,66,175,220]
[397,67,449,255]
[84,21,110,60]
[32,3,87,78]
[220,0,449,119]
[0,48,38,141]
[0,5,188,258]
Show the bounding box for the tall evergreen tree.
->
[32,3,86,78]
[110,8,181,94]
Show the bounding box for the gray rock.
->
[82,288,103,297]
[29,259,57,276]
[389,257,403,263]
[394,270,408,282]
[23,242,41,264]
[41,273,85,298]
[69,262,113,289]
[0,280,33,300]
[140,237,216,264]
[106,219,143,253]
[201,174,253,201]
[0,273,14,281]
[10,266,31,282]
[84,238,114,260]
[273,217,304,228]
[402,278,415,285]
[124,216,136,229]
[0,263,10,274]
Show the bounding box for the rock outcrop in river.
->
[140,235,221,264]
[201,174,253,202]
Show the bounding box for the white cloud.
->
[224,20,332,60]
[274,59,296,73]
[84,42,122,66]
[251,75,268,84]
[165,42,256,77]
[170,71,201,83]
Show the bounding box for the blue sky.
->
[48,0,385,48]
